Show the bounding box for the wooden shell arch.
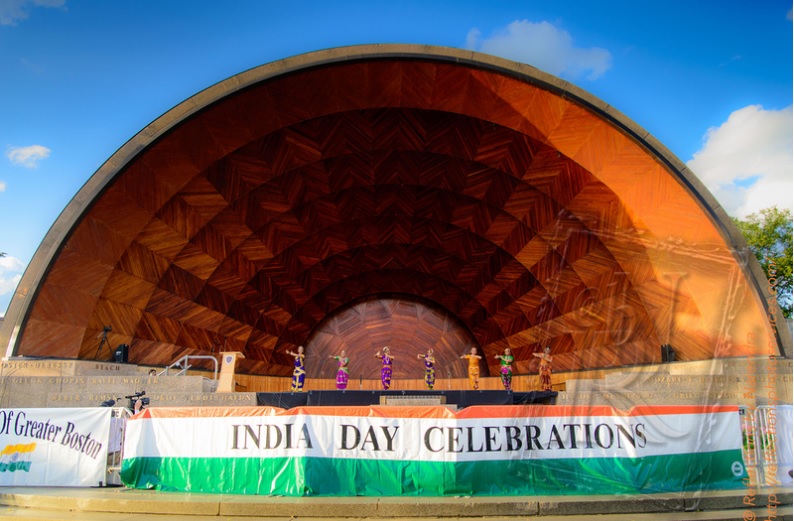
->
[1,45,788,377]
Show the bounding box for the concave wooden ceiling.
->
[2,46,785,377]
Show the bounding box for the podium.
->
[217,351,244,392]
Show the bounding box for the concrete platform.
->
[0,486,790,520]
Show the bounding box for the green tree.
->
[733,207,793,318]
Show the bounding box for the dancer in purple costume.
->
[375,346,394,390]
[417,348,435,389]
[329,350,349,390]
[286,345,306,391]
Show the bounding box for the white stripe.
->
[123,411,742,462]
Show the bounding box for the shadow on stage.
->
[256,389,557,409]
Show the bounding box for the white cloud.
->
[0,180,5,192]
[6,144,50,168]
[466,20,612,80]
[686,105,793,218]
[0,255,24,304]
[0,0,65,26]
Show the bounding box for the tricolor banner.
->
[0,408,112,486]
[0,443,35,472]
[120,405,746,496]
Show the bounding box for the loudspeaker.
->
[114,344,129,363]
[660,344,675,363]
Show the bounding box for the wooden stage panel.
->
[6,46,782,382]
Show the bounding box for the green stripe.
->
[121,450,746,496]
[0,461,31,473]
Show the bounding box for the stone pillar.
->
[217,352,244,392]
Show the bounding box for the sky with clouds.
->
[0,0,791,316]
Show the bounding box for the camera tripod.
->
[95,325,113,360]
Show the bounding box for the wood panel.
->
[13,51,776,378]
[304,296,485,380]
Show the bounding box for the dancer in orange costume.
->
[532,346,553,391]
[460,347,482,390]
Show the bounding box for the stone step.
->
[564,364,791,396]
[0,375,216,408]
[0,486,788,520]
[603,373,741,389]
[668,357,793,376]
[585,357,793,377]
[562,372,792,402]
[45,391,259,408]
[0,358,141,377]
[554,388,790,407]
[556,357,791,394]
[566,374,751,393]
[561,378,610,393]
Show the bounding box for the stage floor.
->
[255,389,557,408]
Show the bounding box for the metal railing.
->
[104,407,131,486]
[161,355,218,381]
[739,405,790,486]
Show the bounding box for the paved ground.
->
[0,486,791,520]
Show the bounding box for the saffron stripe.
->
[131,404,740,421]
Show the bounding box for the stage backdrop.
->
[0,408,112,486]
[121,404,746,496]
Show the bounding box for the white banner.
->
[123,406,742,462]
[122,406,747,496]
[0,408,112,486]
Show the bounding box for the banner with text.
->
[121,405,746,496]
[0,408,112,486]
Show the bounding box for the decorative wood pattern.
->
[12,50,776,376]
[305,296,485,381]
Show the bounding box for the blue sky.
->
[0,0,792,316]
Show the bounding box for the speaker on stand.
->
[114,344,129,363]
[660,344,676,363]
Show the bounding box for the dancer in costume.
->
[286,345,306,391]
[532,346,553,391]
[417,348,435,389]
[330,350,349,390]
[460,347,482,390]
[375,346,394,390]
[494,347,514,391]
